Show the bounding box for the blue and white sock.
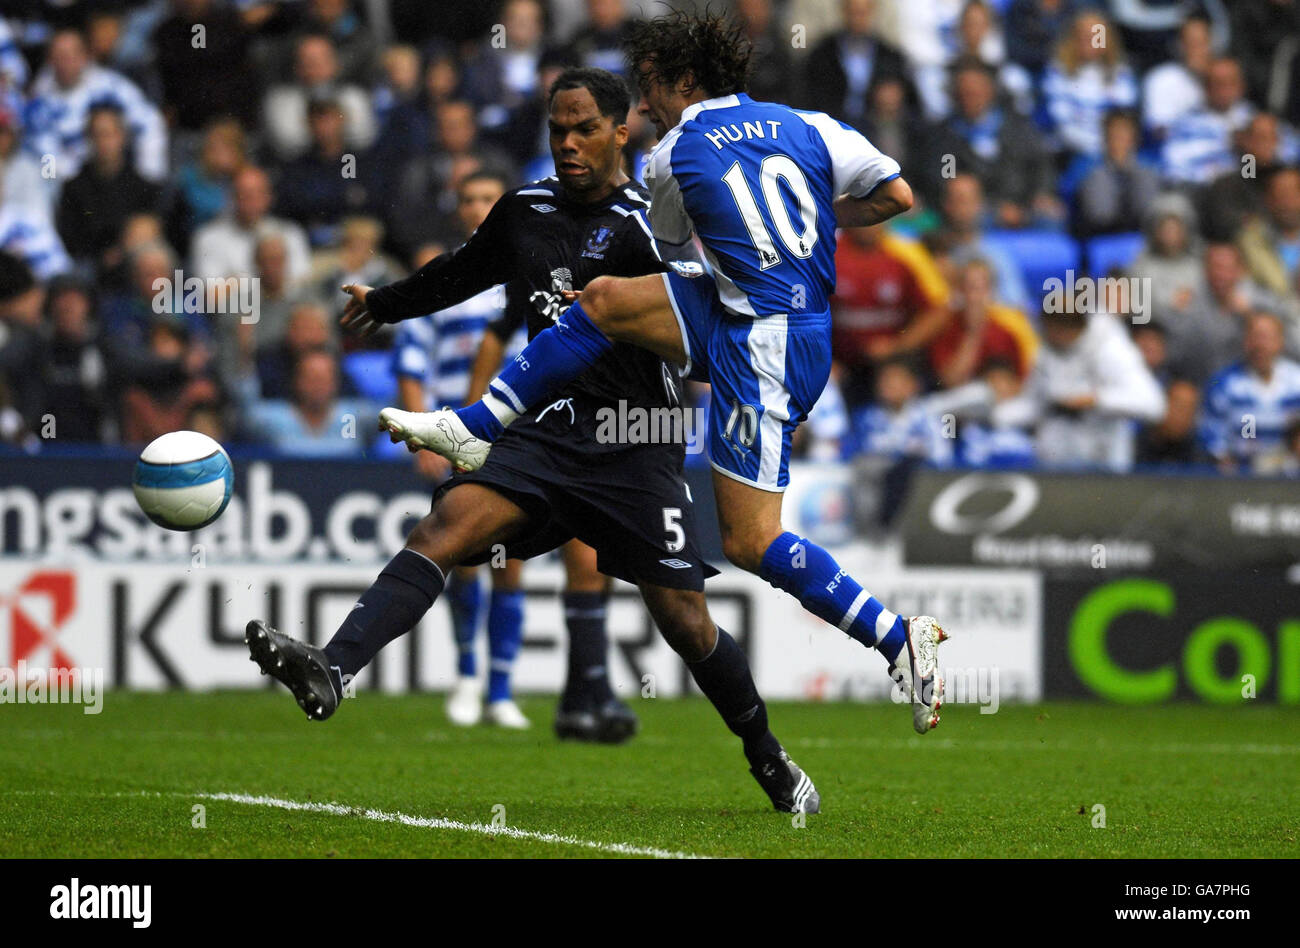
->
[486,589,525,703]
[445,571,482,678]
[758,532,906,663]
[455,299,613,441]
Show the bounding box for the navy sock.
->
[561,591,612,710]
[455,299,613,440]
[486,589,524,703]
[324,549,445,680]
[444,571,482,678]
[758,531,906,663]
[687,628,782,761]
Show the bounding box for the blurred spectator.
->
[927,258,1037,389]
[1020,307,1166,471]
[294,0,378,86]
[1141,13,1212,141]
[152,0,257,131]
[735,0,795,105]
[263,32,376,161]
[1004,0,1083,77]
[23,29,168,184]
[244,345,375,457]
[560,0,636,76]
[169,118,248,247]
[1230,0,1300,123]
[1129,191,1202,325]
[829,224,950,406]
[0,106,55,226]
[0,185,71,281]
[371,44,423,131]
[1111,1,1228,76]
[1132,320,1202,465]
[1074,108,1161,237]
[255,302,345,401]
[389,100,514,254]
[1281,417,1300,476]
[924,56,1057,229]
[0,16,29,92]
[950,0,1035,115]
[889,0,967,119]
[461,0,547,130]
[41,278,107,442]
[1200,312,1300,472]
[56,104,162,271]
[1161,57,1254,185]
[0,252,46,431]
[803,0,913,134]
[119,315,221,445]
[1200,112,1286,241]
[1237,166,1300,300]
[846,354,953,465]
[192,165,311,283]
[857,76,924,177]
[951,358,1040,467]
[313,216,403,316]
[100,239,210,354]
[1042,10,1138,160]
[1170,242,1293,384]
[275,96,377,244]
[941,173,1032,311]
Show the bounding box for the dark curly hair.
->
[624,8,753,99]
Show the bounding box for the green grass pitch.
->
[2,693,1297,858]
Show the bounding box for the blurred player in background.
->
[389,11,951,735]
[392,168,637,740]
[248,67,819,814]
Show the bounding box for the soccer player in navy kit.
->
[387,12,951,734]
[247,67,819,814]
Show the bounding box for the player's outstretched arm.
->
[833,176,914,229]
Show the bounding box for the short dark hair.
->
[458,169,511,194]
[624,9,753,99]
[548,67,631,122]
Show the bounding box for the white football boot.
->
[485,699,532,730]
[888,616,949,734]
[445,676,483,727]
[378,407,491,473]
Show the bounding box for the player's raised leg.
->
[638,583,817,814]
[379,272,688,466]
[554,539,639,743]
[711,469,948,734]
[246,484,532,720]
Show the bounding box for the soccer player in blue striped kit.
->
[385,11,951,734]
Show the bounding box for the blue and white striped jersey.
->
[1200,358,1300,462]
[1161,102,1254,185]
[0,204,71,279]
[645,93,900,318]
[391,285,525,410]
[23,63,168,184]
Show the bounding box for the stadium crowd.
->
[0,0,1299,475]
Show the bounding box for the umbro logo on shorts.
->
[530,203,557,213]
[659,558,693,569]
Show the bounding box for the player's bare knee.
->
[649,590,715,661]
[720,530,765,574]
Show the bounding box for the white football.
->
[132,430,234,531]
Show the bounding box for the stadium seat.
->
[982,229,1081,301]
[1086,232,1146,279]
[342,351,397,402]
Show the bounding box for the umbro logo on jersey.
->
[659,558,693,569]
[530,203,557,213]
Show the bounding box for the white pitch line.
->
[193,791,705,859]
